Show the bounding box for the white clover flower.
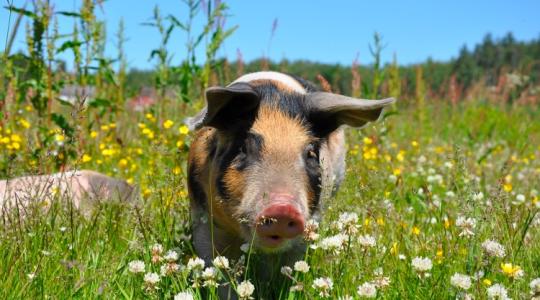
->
[319,233,348,253]
[398,254,407,260]
[240,243,251,253]
[486,283,510,299]
[143,272,160,285]
[281,266,293,276]
[463,293,474,300]
[213,256,230,269]
[446,191,456,198]
[187,257,205,272]
[372,277,391,288]
[304,219,320,241]
[450,273,472,290]
[513,194,526,205]
[290,284,304,292]
[472,192,484,201]
[312,277,333,297]
[456,216,477,237]
[151,243,163,255]
[357,282,377,298]
[411,257,432,272]
[358,234,376,248]
[27,273,36,280]
[293,260,310,273]
[202,267,217,280]
[481,240,506,258]
[530,278,540,298]
[160,263,180,276]
[128,260,145,273]
[164,250,179,262]
[237,280,255,299]
[202,267,218,287]
[174,291,194,300]
[336,212,359,234]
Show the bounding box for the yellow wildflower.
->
[500,263,523,278]
[163,119,174,129]
[412,226,421,235]
[396,150,405,162]
[11,134,22,143]
[90,131,98,138]
[82,154,92,163]
[483,279,492,286]
[390,242,398,255]
[118,158,129,168]
[444,219,451,229]
[19,118,31,129]
[363,137,373,145]
[55,134,65,142]
[178,125,190,135]
[143,188,151,198]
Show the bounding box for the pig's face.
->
[187,72,394,252]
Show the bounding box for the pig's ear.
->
[185,82,260,130]
[308,92,395,132]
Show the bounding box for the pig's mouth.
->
[239,223,304,253]
[238,201,307,253]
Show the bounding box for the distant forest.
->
[126,32,540,102]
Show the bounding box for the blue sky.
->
[1,0,539,70]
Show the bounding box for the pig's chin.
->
[239,225,302,254]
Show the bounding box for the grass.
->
[1,101,539,299]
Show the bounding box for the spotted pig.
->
[186,71,394,275]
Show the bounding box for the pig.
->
[186,71,394,293]
[1,170,136,220]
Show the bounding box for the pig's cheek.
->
[234,179,264,224]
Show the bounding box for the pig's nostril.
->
[270,235,280,240]
[288,221,295,227]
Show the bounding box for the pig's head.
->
[187,72,394,253]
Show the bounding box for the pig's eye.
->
[305,142,320,163]
[232,133,263,170]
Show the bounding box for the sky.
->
[1,0,539,70]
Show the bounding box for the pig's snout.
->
[256,196,305,248]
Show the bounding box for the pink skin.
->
[255,193,305,248]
